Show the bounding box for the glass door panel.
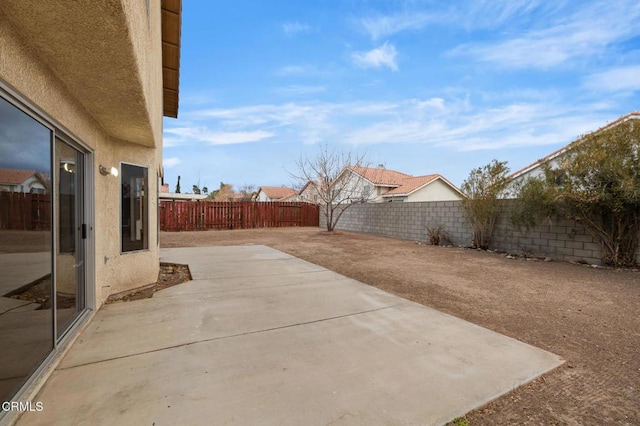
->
[0,95,53,403]
[55,138,85,338]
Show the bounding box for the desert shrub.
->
[461,160,511,249]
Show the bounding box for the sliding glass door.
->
[55,138,86,338]
[0,91,91,406]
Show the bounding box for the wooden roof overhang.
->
[162,0,182,118]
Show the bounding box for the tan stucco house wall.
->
[0,0,181,416]
[0,0,173,306]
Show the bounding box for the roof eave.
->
[162,0,181,118]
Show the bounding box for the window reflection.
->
[0,95,53,403]
[121,164,148,252]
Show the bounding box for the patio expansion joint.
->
[59,303,404,372]
[190,268,328,281]
[159,278,353,298]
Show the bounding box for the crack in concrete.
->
[188,268,330,282]
[59,304,402,371]
[156,278,355,298]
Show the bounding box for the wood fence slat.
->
[159,200,319,232]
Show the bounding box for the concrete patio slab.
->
[154,269,347,296]
[60,276,401,368]
[19,245,563,425]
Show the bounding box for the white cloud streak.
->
[274,85,327,96]
[165,97,617,152]
[450,1,640,68]
[282,21,311,35]
[352,42,398,71]
[163,157,181,168]
[163,127,275,147]
[360,12,435,40]
[584,65,640,92]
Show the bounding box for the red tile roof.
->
[510,111,640,179]
[349,166,411,186]
[260,186,298,200]
[0,168,36,185]
[384,174,440,196]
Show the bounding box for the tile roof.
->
[260,186,298,200]
[298,180,321,194]
[0,168,36,185]
[510,111,640,179]
[349,166,411,186]
[383,174,440,196]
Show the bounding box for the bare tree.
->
[291,144,370,232]
[238,184,257,201]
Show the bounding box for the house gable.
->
[510,111,640,183]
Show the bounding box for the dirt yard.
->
[161,227,640,425]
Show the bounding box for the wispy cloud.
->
[273,85,326,97]
[163,157,181,168]
[462,0,567,29]
[343,102,613,151]
[282,21,311,35]
[360,12,434,40]
[357,1,565,40]
[167,96,616,152]
[450,1,640,68]
[352,42,398,71]
[276,65,308,76]
[584,65,640,92]
[163,127,275,147]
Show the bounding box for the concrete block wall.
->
[322,201,640,266]
[321,202,473,246]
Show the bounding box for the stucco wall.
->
[0,8,162,307]
[321,200,640,266]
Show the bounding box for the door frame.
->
[53,135,94,342]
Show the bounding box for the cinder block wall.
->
[322,201,640,266]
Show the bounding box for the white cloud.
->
[450,1,640,68]
[173,96,618,153]
[413,98,446,110]
[352,42,398,71]
[163,127,275,147]
[342,101,614,151]
[282,21,311,35]
[163,157,181,168]
[274,85,326,96]
[584,65,640,92]
[360,12,434,40]
[276,65,308,76]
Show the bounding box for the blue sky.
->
[162,0,640,193]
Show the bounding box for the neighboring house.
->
[0,0,182,416]
[381,174,465,203]
[256,186,298,202]
[159,182,207,201]
[333,166,464,203]
[0,167,47,193]
[510,111,640,186]
[299,180,322,204]
[159,192,208,202]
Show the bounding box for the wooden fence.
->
[159,201,320,231]
[0,192,51,230]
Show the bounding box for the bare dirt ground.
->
[161,227,640,425]
[105,263,192,304]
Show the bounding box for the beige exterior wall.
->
[405,179,464,202]
[0,1,165,307]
